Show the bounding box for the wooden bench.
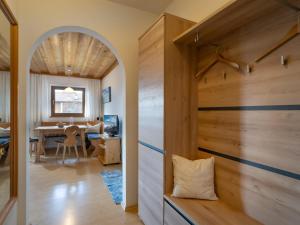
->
[0,122,10,128]
[164,194,261,225]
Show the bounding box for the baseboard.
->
[123,204,138,213]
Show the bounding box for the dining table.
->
[34,125,88,162]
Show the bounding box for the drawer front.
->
[164,201,191,225]
[138,144,164,225]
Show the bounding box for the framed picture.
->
[102,86,111,104]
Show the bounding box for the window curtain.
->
[0,71,10,122]
[86,79,101,121]
[29,74,101,136]
[30,74,49,136]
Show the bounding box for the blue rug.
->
[100,170,122,204]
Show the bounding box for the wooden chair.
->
[56,125,80,163]
[29,137,39,159]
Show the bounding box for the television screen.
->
[104,115,119,136]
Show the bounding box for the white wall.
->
[101,65,123,135]
[165,0,235,22]
[16,1,157,224]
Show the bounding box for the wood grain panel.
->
[198,151,300,225]
[138,144,163,225]
[174,0,283,45]
[193,3,300,225]
[198,110,300,174]
[165,194,261,225]
[164,14,196,194]
[138,17,164,150]
[0,33,9,71]
[30,32,117,79]
[197,7,300,107]
[164,200,190,225]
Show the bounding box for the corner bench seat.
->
[164,194,261,225]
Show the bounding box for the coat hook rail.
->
[255,13,300,63]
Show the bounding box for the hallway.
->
[29,158,142,225]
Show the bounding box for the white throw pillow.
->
[172,155,218,200]
[0,127,10,137]
[86,123,101,133]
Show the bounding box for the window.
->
[51,86,85,117]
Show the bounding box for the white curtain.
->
[86,79,101,121]
[30,74,49,136]
[0,71,10,122]
[29,74,101,136]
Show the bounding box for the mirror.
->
[0,4,11,212]
[0,0,18,222]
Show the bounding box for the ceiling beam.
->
[29,70,102,80]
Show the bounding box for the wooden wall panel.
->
[164,15,196,194]
[195,4,300,225]
[138,144,163,225]
[198,110,300,174]
[138,17,164,150]
[197,7,300,107]
[198,151,300,225]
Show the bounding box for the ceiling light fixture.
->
[64,65,74,92]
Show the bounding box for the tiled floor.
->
[29,156,143,225]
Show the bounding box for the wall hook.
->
[246,64,252,73]
[194,32,200,44]
[281,55,287,66]
[223,71,227,80]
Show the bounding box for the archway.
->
[25,26,128,221]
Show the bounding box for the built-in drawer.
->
[164,200,193,225]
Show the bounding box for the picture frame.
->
[102,86,111,104]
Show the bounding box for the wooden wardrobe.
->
[138,13,195,225]
[138,1,300,225]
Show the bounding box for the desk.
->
[35,125,87,162]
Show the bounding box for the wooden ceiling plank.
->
[95,49,114,76]
[88,44,106,77]
[0,33,9,69]
[30,32,117,78]
[49,34,64,74]
[80,38,97,76]
[73,34,92,75]
[69,32,79,76]
[30,56,42,73]
[40,40,58,74]
[96,52,117,77]
[81,40,103,76]
[35,48,50,74]
[100,59,118,79]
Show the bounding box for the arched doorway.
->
[25,26,128,223]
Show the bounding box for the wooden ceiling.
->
[0,33,9,71]
[30,32,118,79]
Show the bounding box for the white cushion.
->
[86,123,101,133]
[172,155,218,200]
[0,127,10,137]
